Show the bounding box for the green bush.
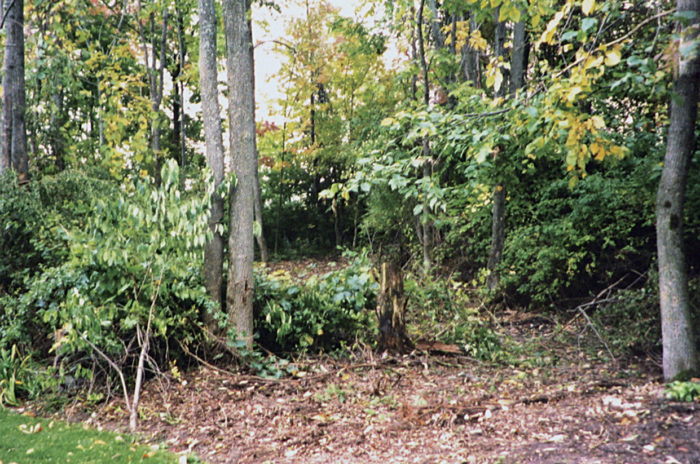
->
[500,170,655,307]
[665,381,700,402]
[7,161,213,373]
[254,249,378,352]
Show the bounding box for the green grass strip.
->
[0,408,198,463]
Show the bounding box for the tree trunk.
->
[656,0,700,381]
[0,0,28,181]
[459,15,480,86]
[376,262,413,353]
[485,17,506,291]
[248,17,268,264]
[198,0,226,329]
[254,158,269,263]
[175,4,186,168]
[223,0,256,349]
[135,2,168,184]
[416,0,433,274]
[427,0,444,49]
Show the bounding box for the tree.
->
[1,0,28,181]
[656,0,700,381]
[198,0,227,329]
[135,0,169,184]
[223,0,256,348]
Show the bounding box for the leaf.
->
[605,49,621,66]
[493,69,503,93]
[590,115,606,129]
[581,17,597,32]
[582,0,595,16]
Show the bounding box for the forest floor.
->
[47,261,699,464]
[52,317,697,464]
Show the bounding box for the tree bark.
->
[486,14,507,292]
[248,16,268,264]
[175,4,186,168]
[459,15,481,86]
[416,0,433,274]
[0,0,28,181]
[254,157,269,263]
[376,262,413,353]
[223,0,256,349]
[656,0,700,381]
[136,1,168,185]
[427,0,444,49]
[198,0,226,329]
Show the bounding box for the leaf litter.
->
[50,295,698,464]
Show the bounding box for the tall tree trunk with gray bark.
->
[656,0,699,381]
[198,0,226,330]
[223,0,256,349]
[0,0,28,181]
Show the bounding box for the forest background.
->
[0,0,699,434]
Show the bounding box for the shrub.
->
[405,275,507,362]
[8,161,213,373]
[254,249,378,352]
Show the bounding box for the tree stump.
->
[376,262,413,353]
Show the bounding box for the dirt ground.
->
[61,314,699,464]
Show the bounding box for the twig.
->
[553,9,674,79]
[0,0,16,30]
[81,335,131,415]
[130,266,164,432]
[577,305,617,364]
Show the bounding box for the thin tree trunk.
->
[223,0,256,349]
[248,16,268,264]
[0,0,28,181]
[417,0,432,274]
[176,4,186,168]
[136,1,167,184]
[656,0,700,381]
[198,0,226,329]
[254,159,269,263]
[427,0,444,49]
[460,15,481,86]
[486,13,507,291]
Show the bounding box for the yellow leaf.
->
[605,49,621,66]
[584,55,604,70]
[567,86,583,102]
[582,0,595,16]
[590,115,605,129]
[493,69,504,92]
[380,117,395,127]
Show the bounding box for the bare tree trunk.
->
[0,0,28,181]
[376,262,413,353]
[223,0,256,349]
[656,0,700,381]
[198,0,226,329]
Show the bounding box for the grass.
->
[0,407,199,463]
